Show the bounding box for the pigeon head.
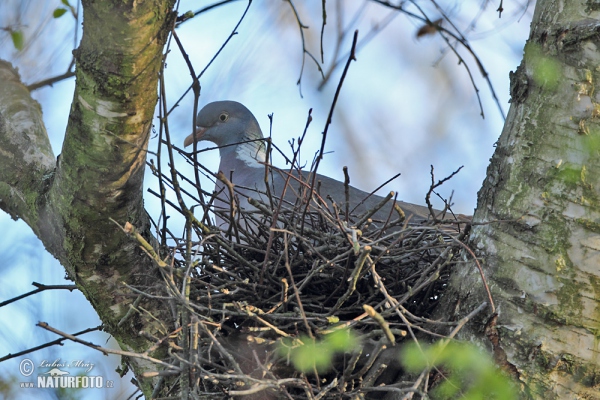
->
[184,101,267,166]
[184,101,264,147]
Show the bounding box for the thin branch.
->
[37,322,181,371]
[0,326,101,362]
[0,282,77,307]
[27,70,75,91]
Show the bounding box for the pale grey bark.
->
[440,1,600,398]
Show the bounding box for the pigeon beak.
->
[183,126,207,147]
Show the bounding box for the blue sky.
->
[0,1,533,398]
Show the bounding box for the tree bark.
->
[0,1,176,397]
[439,1,600,398]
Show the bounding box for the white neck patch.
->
[235,139,267,167]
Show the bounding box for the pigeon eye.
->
[219,113,228,122]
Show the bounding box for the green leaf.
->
[401,341,518,399]
[11,31,24,51]
[324,329,358,352]
[291,339,332,373]
[61,0,70,5]
[53,8,68,18]
[277,329,359,374]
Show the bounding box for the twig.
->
[27,70,75,91]
[0,282,77,307]
[36,322,181,371]
[0,326,100,362]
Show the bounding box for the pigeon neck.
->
[231,134,267,168]
[217,141,267,190]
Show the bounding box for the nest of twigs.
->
[161,167,472,399]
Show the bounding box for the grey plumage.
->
[184,101,443,230]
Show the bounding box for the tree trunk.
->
[439,1,600,398]
[0,1,176,397]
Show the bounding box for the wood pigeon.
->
[184,101,448,230]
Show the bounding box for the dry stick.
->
[113,220,171,277]
[284,0,325,97]
[0,282,77,307]
[114,219,182,297]
[155,15,194,249]
[216,171,240,239]
[27,70,76,91]
[343,166,350,222]
[246,313,291,338]
[263,117,274,208]
[172,164,215,201]
[371,252,457,338]
[259,110,313,285]
[36,322,181,371]
[318,6,397,90]
[342,347,363,384]
[199,322,245,376]
[395,247,455,307]
[227,378,308,396]
[425,165,463,221]
[181,222,193,398]
[329,245,372,314]
[428,0,505,117]
[158,63,195,244]
[186,216,256,271]
[118,295,144,327]
[0,326,100,362]
[282,232,314,339]
[249,350,282,391]
[167,0,253,117]
[297,29,358,238]
[370,261,421,347]
[175,0,242,25]
[350,339,388,381]
[367,225,424,267]
[354,191,395,228]
[395,303,465,326]
[193,369,302,383]
[362,361,388,388]
[171,29,206,216]
[328,202,365,258]
[373,193,403,241]
[373,0,504,119]
[448,234,496,313]
[310,29,358,191]
[319,0,346,87]
[268,227,353,294]
[371,229,475,315]
[315,377,338,400]
[363,305,395,345]
[142,325,186,356]
[349,171,402,216]
[154,71,172,247]
[318,0,327,64]
[146,180,207,220]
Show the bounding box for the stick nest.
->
[155,166,472,399]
